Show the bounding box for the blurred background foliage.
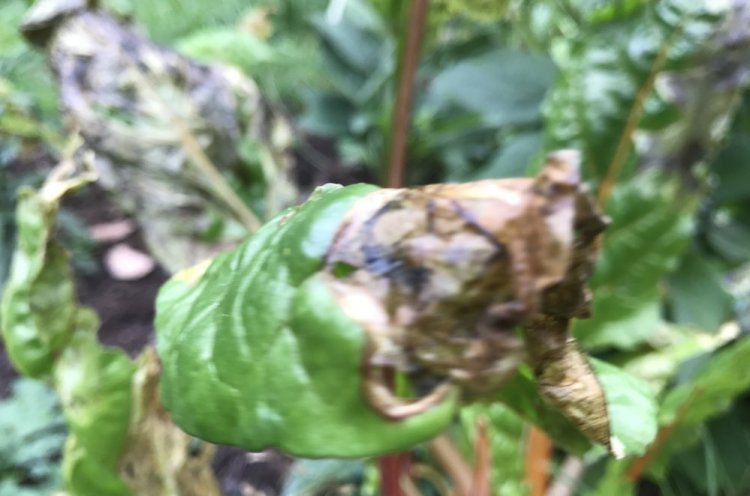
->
[1,0,750,495]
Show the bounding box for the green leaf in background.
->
[706,218,750,265]
[573,173,694,350]
[0,378,65,496]
[156,184,459,458]
[55,328,135,496]
[460,403,528,496]
[282,459,365,496]
[667,248,733,332]
[310,0,394,103]
[649,336,750,476]
[543,0,728,179]
[430,49,556,128]
[591,359,658,457]
[584,460,635,496]
[472,132,542,180]
[664,398,750,496]
[709,131,750,205]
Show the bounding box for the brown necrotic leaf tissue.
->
[323,150,617,453]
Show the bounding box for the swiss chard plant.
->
[1,0,750,495]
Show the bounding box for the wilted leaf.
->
[157,151,624,457]
[118,349,221,496]
[156,183,458,458]
[0,161,96,377]
[55,328,135,496]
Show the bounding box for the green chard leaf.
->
[573,173,694,350]
[544,0,729,180]
[156,183,459,458]
[648,336,750,476]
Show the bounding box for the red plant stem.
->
[380,1,430,494]
[386,0,430,188]
[379,368,407,496]
[471,417,492,496]
[525,427,553,496]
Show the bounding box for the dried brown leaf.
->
[323,151,615,454]
[118,348,221,496]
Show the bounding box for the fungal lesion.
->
[323,150,617,453]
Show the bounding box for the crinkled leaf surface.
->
[1,188,79,377]
[156,184,459,458]
[498,359,657,459]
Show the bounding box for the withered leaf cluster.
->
[21,0,296,272]
[324,151,618,454]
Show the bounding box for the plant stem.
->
[470,417,491,496]
[428,434,473,496]
[385,0,430,188]
[525,426,552,496]
[379,1,430,493]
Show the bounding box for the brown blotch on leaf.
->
[323,150,617,454]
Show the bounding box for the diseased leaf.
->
[156,183,459,458]
[55,328,135,496]
[22,1,297,272]
[157,151,624,457]
[1,157,222,495]
[497,369,592,456]
[1,161,96,377]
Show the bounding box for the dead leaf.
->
[118,348,221,496]
[323,150,615,454]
